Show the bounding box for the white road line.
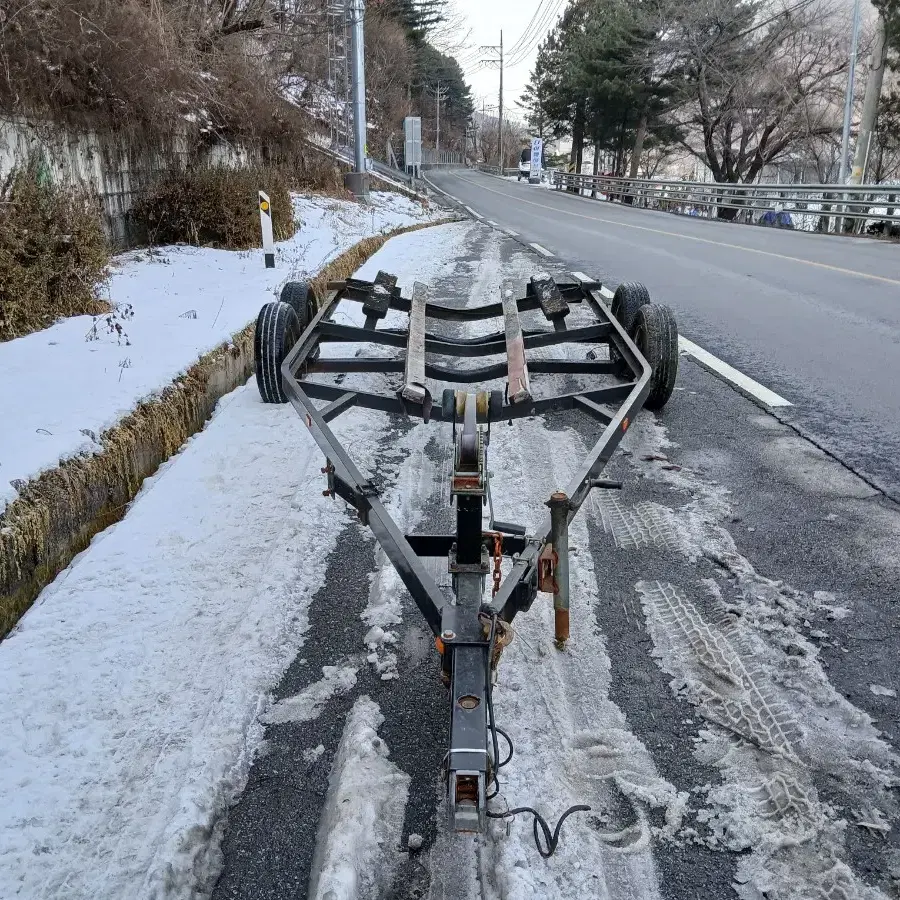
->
[464,206,484,219]
[504,229,519,237]
[487,220,501,227]
[571,271,598,285]
[529,242,554,257]
[678,337,792,407]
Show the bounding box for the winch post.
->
[547,491,570,647]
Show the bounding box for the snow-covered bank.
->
[0,222,472,900]
[0,191,442,513]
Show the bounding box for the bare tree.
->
[479,119,528,168]
[667,0,850,195]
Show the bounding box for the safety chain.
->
[491,532,503,597]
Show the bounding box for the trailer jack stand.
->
[546,492,571,648]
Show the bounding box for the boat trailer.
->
[253,270,679,844]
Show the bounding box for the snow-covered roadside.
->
[480,416,678,900]
[0,385,345,899]
[0,222,471,900]
[0,191,442,513]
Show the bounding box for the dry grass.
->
[0,162,111,342]
[131,166,296,249]
[0,216,456,639]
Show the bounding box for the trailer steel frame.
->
[278,272,653,834]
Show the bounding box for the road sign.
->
[404,116,422,176]
[529,138,543,184]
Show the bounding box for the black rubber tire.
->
[279,281,319,328]
[278,280,320,361]
[611,281,650,332]
[609,282,651,375]
[633,303,679,410]
[255,301,301,404]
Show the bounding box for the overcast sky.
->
[447,0,567,120]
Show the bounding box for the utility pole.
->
[850,14,888,184]
[481,31,504,171]
[427,83,450,163]
[499,31,504,172]
[839,0,862,182]
[344,0,369,200]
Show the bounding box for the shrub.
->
[131,166,297,249]
[0,162,110,342]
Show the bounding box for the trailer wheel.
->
[633,303,679,410]
[279,280,320,360]
[609,282,651,375]
[255,301,301,404]
[611,281,650,331]
[279,281,320,328]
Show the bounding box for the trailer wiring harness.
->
[481,611,592,858]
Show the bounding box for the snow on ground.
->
[260,663,359,726]
[307,697,410,900]
[0,191,441,513]
[0,222,470,900]
[616,422,899,900]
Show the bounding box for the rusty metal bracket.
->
[322,459,374,525]
[537,544,559,594]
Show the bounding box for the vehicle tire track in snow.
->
[593,493,686,554]
[636,580,802,761]
[637,578,890,900]
[573,411,899,900]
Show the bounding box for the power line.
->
[507,0,566,67]
[506,0,555,59]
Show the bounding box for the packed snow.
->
[0,190,441,512]
[307,697,410,900]
[260,664,359,726]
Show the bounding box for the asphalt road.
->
[427,169,900,501]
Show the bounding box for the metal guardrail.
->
[550,171,900,231]
[423,149,464,167]
[476,165,520,178]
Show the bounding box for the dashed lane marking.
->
[529,242,554,257]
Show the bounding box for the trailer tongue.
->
[254,270,679,847]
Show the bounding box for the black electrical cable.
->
[487,803,593,858]
[480,611,590,857]
[494,725,514,767]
